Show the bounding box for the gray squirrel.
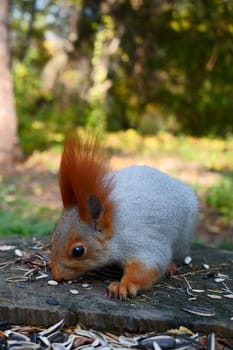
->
[50,136,198,299]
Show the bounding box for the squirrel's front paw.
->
[106,261,160,301]
[106,280,139,300]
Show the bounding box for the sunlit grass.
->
[0,178,59,237]
[106,130,233,172]
[0,130,233,249]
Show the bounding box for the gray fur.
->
[107,165,198,274]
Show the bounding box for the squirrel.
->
[50,135,198,300]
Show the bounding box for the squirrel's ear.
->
[87,195,103,222]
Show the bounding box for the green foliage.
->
[9,0,233,151]
[0,210,55,236]
[13,59,87,154]
[0,182,58,236]
[219,239,233,251]
[205,177,233,220]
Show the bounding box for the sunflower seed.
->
[38,335,51,346]
[74,329,96,339]
[6,331,30,342]
[184,256,192,265]
[153,341,162,350]
[47,331,66,343]
[0,245,16,251]
[186,288,199,297]
[181,306,215,317]
[202,264,210,269]
[214,278,225,283]
[46,298,59,306]
[39,319,64,336]
[138,334,176,349]
[6,276,28,283]
[35,273,48,280]
[217,273,229,278]
[207,294,222,300]
[14,249,24,257]
[204,271,216,279]
[89,330,107,346]
[119,335,138,346]
[8,341,40,350]
[223,293,233,299]
[207,332,215,350]
[69,289,79,295]
[48,280,58,286]
[62,334,76,350]
[51,344,67,350]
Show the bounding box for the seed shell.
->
[214,278,225,283]
[48,280,58,286]
[204,271,216,279]
[207,332,215,350]
[0,245,16,251]
[153,341,162,350]
[217,273,229,278]
[14,249,24,257]
[223,293,233,299]
[39,319,64,336]
[202,264,210,269]
[69,289,79,295]
[38,335,51,346]
[119,335,138,346]
[184,256,192,265]
[181,306,215,317]
[138,334,176,349]
[6,276,28,283]
[207,294,222,300]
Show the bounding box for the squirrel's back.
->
[108,165,198,270]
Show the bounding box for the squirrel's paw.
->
[106,261,160,301]
[106,280,139,300]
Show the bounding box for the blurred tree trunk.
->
[20,0,37,61]
[0,0,21,166]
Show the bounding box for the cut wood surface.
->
[0,236,232,337]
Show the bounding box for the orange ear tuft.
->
[59,135,115,237]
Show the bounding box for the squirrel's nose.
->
[50,260,64,281]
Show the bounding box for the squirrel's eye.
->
[72,245,85,258]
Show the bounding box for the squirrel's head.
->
[50,135,115,281]
[50,196,110,281]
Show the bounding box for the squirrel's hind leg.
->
[106,260,160,300]
[166,261,178,277]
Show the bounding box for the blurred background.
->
[0,0,232,249]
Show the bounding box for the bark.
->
[0,0,21,166]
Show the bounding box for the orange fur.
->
[107,260,160,299]
[59,135,115,237]
[166,261,178,276]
